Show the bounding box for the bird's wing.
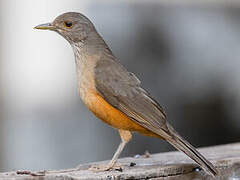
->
[94,58,171,138]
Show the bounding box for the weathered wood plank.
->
[1,143,240,180]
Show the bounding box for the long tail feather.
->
[166,123,218,176]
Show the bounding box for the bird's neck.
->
[71,31,107,64]
[71,31,108,97]
[71,30,113,75]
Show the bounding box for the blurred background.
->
[0,0,240,172]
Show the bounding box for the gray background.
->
[0,0,240,171]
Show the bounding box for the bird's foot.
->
[88,163,123,172]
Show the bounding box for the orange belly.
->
[83,91,161,138]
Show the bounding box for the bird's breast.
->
[73,45,161,138]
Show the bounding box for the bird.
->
[35,12,218,176]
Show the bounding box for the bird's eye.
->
[64,21,73,28]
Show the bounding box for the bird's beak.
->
[34,23,56,30]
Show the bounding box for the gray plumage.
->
[35,12,218,176]
[93,44,218,176]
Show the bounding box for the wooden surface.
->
[1,143,240,180]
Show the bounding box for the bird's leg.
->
[108,129,132,168]
[89,129,132,172]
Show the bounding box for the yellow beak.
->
[34,23,56,30]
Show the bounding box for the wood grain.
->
[1,143,240,179]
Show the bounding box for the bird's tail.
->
[165,123,218,176]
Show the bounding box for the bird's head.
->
[35,12,95,44]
